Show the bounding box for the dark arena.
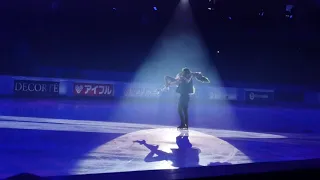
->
[1,0,320,180]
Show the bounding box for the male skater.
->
[160,68,210,129]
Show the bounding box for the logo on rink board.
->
[245,89,274,102]
[14,80,60,97]
[73,83,114,97]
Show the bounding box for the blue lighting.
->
[153,7,158,11]
[259,12,264,16]
[51,2,58,10]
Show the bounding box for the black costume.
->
[176,73,194,129]
[162,68,210,129]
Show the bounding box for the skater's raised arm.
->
[175,73,182,79]
[191,72,202,76]
[193,72,210,83]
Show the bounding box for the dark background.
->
[0,0,319,86]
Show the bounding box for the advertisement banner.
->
[303,92,319,105]
[14,80,60,96]
[244,89,274,103]
[275,91,304,103]
[208,87,238,101]
[73,83,114,97]
[124,86,160,98]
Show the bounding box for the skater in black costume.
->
[159,67,210,130]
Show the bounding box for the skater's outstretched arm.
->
[164,75,180,87]
[163,71,209,89]
[192,72,210,83]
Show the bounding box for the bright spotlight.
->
[51,1,58,10]
[114,0,237,131]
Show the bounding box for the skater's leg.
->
[178,105,185,127]
[183,107,188,128]
[178,96,185,128]
[182,94,190,128]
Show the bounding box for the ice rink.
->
[1,99,320,179]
